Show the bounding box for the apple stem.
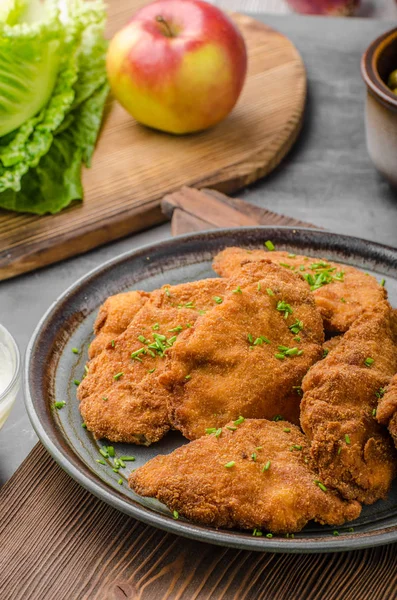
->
[155,15,174,37]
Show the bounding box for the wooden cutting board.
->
[0,0,306,282]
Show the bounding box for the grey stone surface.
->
[0,14,396,485]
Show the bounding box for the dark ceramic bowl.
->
[24,228,397,553]
[361,27,397,187]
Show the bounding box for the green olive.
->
[387,69,397,89]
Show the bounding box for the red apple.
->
[106,0,247,134]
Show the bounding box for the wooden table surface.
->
[1,3,397,599]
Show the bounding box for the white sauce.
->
[0,341,12,395]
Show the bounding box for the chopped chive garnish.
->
[275,353,285,360]
[380,279,386,286]
[54,401,66,410]
[118,478,123,485]
[138,335,147,343]
[289,319,303,334]
[120,456,136,461]
[114,372,124,380]
[279,262,292,269]
[337,447,342,455]
[102,397,108,401]
[111,340,115,347]
[323,349,329,358]
[213,296,223,304]
[226,426,237,431]
[372,408,377,417]
[345,434,351,445]
[272,415,284,422]
[169,326,183,332]
[148,368,156,374]
[364,357,374,367]
[266,288,274,296]
[293,445,302,450]
[375,388,385,399]
[314,480,327,492]
[276,300,293,318]
[340,297,346,303]
[206,428,217,435]
[256,446,263,451]
[84,365,89,374]
[262,461,271,471]
[99,448,109,458]
[333,531,339,537]
[185,301,195,308]
[288,253,296,258]
[224,461,236,468]
[252,528,262,536]
[266,533,273,538]
[165,288,171,297]
[234,416,245,425]
[294,336,301,342]
[72,347,79,354]
[232,286,242,294]
[215,428,222,438]
[283,428,291,433]
[348,527,354,533]
[185,374,191,380]
[73,379,80,386]
[264,240,275,251]
[251,452,257,462]
[107,446,115,457]
[293,386,303,396]
[152,323,160,330]
[96,459,106,465]
[81,423,87,428]
[257,282,261,291]
[247,333,253,343]
[118,459,126,468]
[173,510,179,519]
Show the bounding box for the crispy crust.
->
[78,279,228,444]
[212,248,386,333]
[129,419,361,534]
[161,262,324,439]
[301,301,397,503]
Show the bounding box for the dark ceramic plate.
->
[24,228,397,553]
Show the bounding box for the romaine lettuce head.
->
[0,1,64,137]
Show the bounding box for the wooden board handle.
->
[161,186,318,236]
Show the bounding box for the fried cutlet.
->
[129,419,361,534]
[89,291,149,359]
[212,248,386,332]
[78,279,227,445]
[300,301,397,504]
[377,374,397,449]
[160,262,324,440]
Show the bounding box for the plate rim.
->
[24,226,397,553]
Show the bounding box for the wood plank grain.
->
[0,443,395,600]
[0,1,306,281]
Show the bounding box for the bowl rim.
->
[0,323,21,404]
[361,26,397,110]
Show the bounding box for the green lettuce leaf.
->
[0,81,108,214]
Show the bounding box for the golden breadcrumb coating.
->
[129,419,361,534]
[212,248,386,332]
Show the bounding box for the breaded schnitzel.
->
[377,374,397,449]
[161,263,324,440]
[212,248,386,332]
[89,291,149,359]
[301,301,397,504]
[78,279,227,445]
[129,419,361,534]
